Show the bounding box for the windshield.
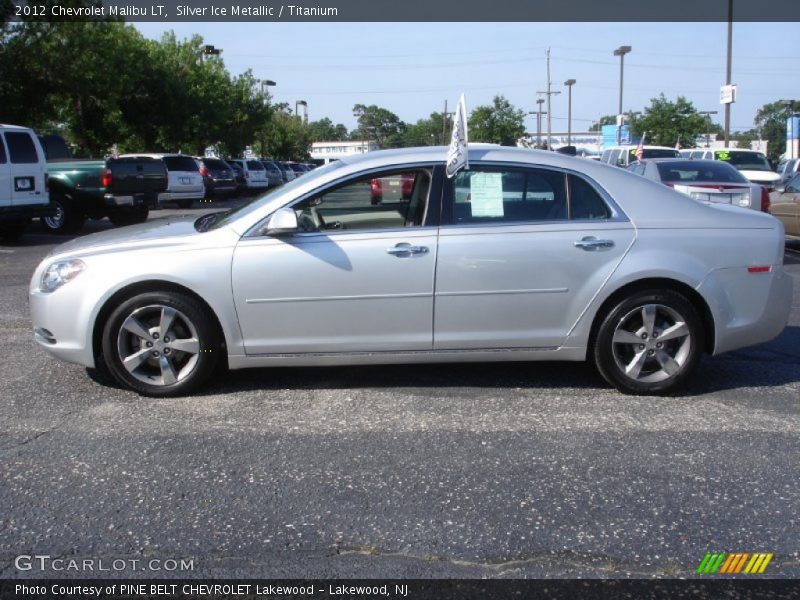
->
[715,150,771,172]
[656,160,748,183]
[207,160,344,230]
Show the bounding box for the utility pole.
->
[564,79,576,147]
[537,48,560,149]
[535,99,546,146]
[613,45,632,145]
[724,0,733,147]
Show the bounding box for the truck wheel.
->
[109,207,149,227]
[0,219,30,242]
[42,195,85,234]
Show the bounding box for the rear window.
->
[714,150,771,172]
[202,158,230,170]
[4,131,39,164]
[656,161,748,183]
[163,156,200,172]
[246,160,265,171]
[639,148,680,159]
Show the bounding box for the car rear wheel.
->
[593,289,703,395]
[101,291,221,396]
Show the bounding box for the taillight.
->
[760,186,770,212]
[199,167,210,177]
[101,168,112,188]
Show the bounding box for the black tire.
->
[0,219,30,242]
[101,291,221,396]
[42,194,85,234]
[593,289,704,395]
[109,207,149,227]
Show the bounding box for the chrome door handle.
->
[574,237,614,250]
[387,243,429,257]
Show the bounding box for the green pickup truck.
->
[40,136,168,234]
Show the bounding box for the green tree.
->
[352,103,405,148]
[400,112,447,147]
[307,117,348,142]
[629,94,709,148]
[261,106,311,160]
[753,99,799,163]
[469,95,525,146]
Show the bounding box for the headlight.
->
[40,259,86,293]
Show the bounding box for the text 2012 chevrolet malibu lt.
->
[30,146,792,396]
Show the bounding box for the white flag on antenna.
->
[446,94,469,178]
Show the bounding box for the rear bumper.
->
[158,190,205,204]
[104,192,159,209]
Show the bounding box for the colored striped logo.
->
[696,552,774,574]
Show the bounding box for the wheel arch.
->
[588,277,715,355]
[92,280,228,367]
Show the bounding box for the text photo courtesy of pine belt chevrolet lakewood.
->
[29,146,792,397]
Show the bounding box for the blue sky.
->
[134,22,798,134]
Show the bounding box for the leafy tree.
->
[307,117,348,142]
[753,99,799,163]
[469,95,525,146]
[400,112,447,147]
[352,103,405,148]
[629,94,710,148]
[261,106,311,160]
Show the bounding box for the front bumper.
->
[30,283,96,368]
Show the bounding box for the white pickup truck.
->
[0,123,53,241]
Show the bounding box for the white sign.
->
[468,172,504,217]
[720,84,737,104]
[446,93,469,178]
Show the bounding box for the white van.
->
[681,148,780,189]
[600,145,680,168]
[0,124,51,241]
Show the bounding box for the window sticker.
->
[468,172,504,217]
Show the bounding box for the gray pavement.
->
[1,208,799,579]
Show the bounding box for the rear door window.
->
[4,132,39,164]
[163,156,200,172]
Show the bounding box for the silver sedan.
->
[29,146,792,396]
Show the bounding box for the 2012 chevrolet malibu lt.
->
[29,146,793,396]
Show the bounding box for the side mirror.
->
[264,207,299,235]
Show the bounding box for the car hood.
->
[48,214,233,259]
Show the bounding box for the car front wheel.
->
[101,291,221,396]
[593,289,703,395]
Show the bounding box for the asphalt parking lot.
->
[1,205,799,579]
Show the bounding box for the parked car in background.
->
[0,124,53,241]
[370,172,415,204]
[274,161,296,184]
[769,172,800,239]
[227,159,269,193]
[627,158,770,212]
[681,148,780,190]
[120,154,204,209]
[260,160,285,188]
[29,146,791,398]
[776,157,800,185]
[43,137,167,233]
[227,161,247,196]
[196,157,237,199]
[286,162,309,178]
[600,145,679,168]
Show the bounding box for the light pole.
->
[564,79,576,147]
[259,80,276,157]
[535,99,546,147]
[613,45,632,145]
[698,110,718,148]
[200,44,221,63]
[724,0,733,147]
[295,100,308,124]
